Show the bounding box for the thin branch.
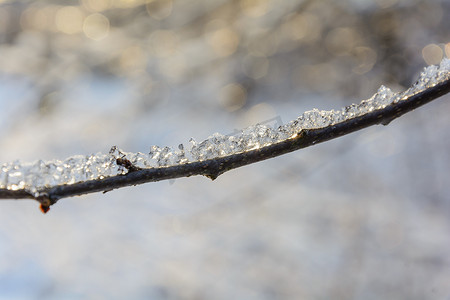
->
[1,66,449,212]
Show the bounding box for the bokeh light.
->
[81,0,111,12]
[219,83,247,112]
[83,13,110,40]
[285,13,322,43]
[205,20,240,58]
[240,0,270,18]
[55,6,84,35]
[146,0,173,20]
[112,0,146,9]
[352,47,377,74]
[422,43,444,65]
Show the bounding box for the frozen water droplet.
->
[373,85,395,108]
[342,103,359,119]
[304,109,335,128]
[402,58,450,98]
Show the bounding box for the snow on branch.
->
[1,58,450,212]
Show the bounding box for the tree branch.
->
[1,66,449,212]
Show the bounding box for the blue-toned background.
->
[0,0,449,299]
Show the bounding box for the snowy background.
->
[0,0,450,299]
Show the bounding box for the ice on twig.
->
[0,58,449,194]
[0,153,122,197]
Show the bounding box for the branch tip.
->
[205,174,218,181]
[36,193,53,214]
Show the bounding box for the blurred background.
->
[0,0,449,299]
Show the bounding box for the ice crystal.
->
[0,58,449,194]
[0,153,120,196]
